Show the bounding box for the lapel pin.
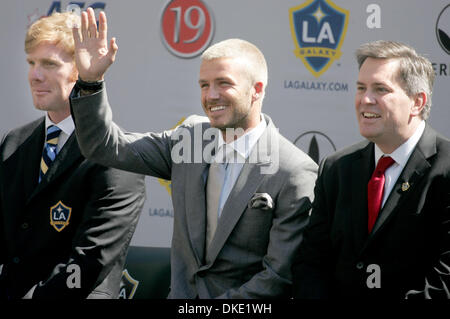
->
[401,182,410,192]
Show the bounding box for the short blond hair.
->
[202,39,268,98]
[356,40,435,120]
[25,12,80,58]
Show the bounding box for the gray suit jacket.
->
[70,86,318,298]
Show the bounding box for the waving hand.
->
[72,8,118,82]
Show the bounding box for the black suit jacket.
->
[0,117,146,299]
[292,124,450,299]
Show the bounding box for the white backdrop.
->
[1,0,449,248]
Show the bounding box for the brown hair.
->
[25,12,80,59]
[356,40,435,120]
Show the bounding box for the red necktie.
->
[367,156,395,233]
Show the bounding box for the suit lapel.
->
[351,142,374,250]
[28,133,82,204]
[205,162,268,264]
[22,120,46,201]
[185,161,209,264]
[204,120,274,265]
[369,125,436,236]
[185,123,216,265]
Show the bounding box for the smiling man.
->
[355,57,426,154]
[292,40,450,299]
[198,45,266,139]
[69,8,317,298]
[0,12,146,299]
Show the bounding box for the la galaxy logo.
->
[119,269,139,299]
[50,201,72,232]
[289,0,349,77]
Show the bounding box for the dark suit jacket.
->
[292,124,450,299]
[0,117,146,299]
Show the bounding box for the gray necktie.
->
[206,162,226,251]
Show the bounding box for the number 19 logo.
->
[160,0,214,58]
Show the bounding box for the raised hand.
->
[72,7,118,82]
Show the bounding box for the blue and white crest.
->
[50,201,72,232]
[290,0,349,77]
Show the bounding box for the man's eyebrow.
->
[41,57,59,63]
[198,77,232,83]
[356,81,389,86]
[27,57,60,64]
[372,81,390,86]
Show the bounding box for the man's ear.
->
[252,82,264,102]
[411,92,426,116]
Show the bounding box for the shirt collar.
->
[45,114,75,137]
[215,115,267,163]
[374,120,425,167]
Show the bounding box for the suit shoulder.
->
[171,114,211,135]
[324,139,370,163]
[182,114,209,126]
[274,133,318,176]
[432,132,450,175]
[3,118,44,141]
[421,126,450,166]
[277,133,314,162]
[435,132,450,152]
[1,117,44,160]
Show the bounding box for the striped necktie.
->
[39,125,62,183]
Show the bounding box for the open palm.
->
[72,8,117,82]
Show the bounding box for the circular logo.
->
[160,0,215,58]
[436,4,450,55]
[294,131,336,164]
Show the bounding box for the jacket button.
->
[356,262,364,270]
[21,222,29,229]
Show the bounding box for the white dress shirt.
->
[374,120,425,208]
[44,114,75,153]
[211,117,267,217]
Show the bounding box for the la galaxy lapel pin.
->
[401,182,410,192]
[50,201,72,232]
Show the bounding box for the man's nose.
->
[29,65,44,82]
[206,85,220,100]
[361,90,376,104]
